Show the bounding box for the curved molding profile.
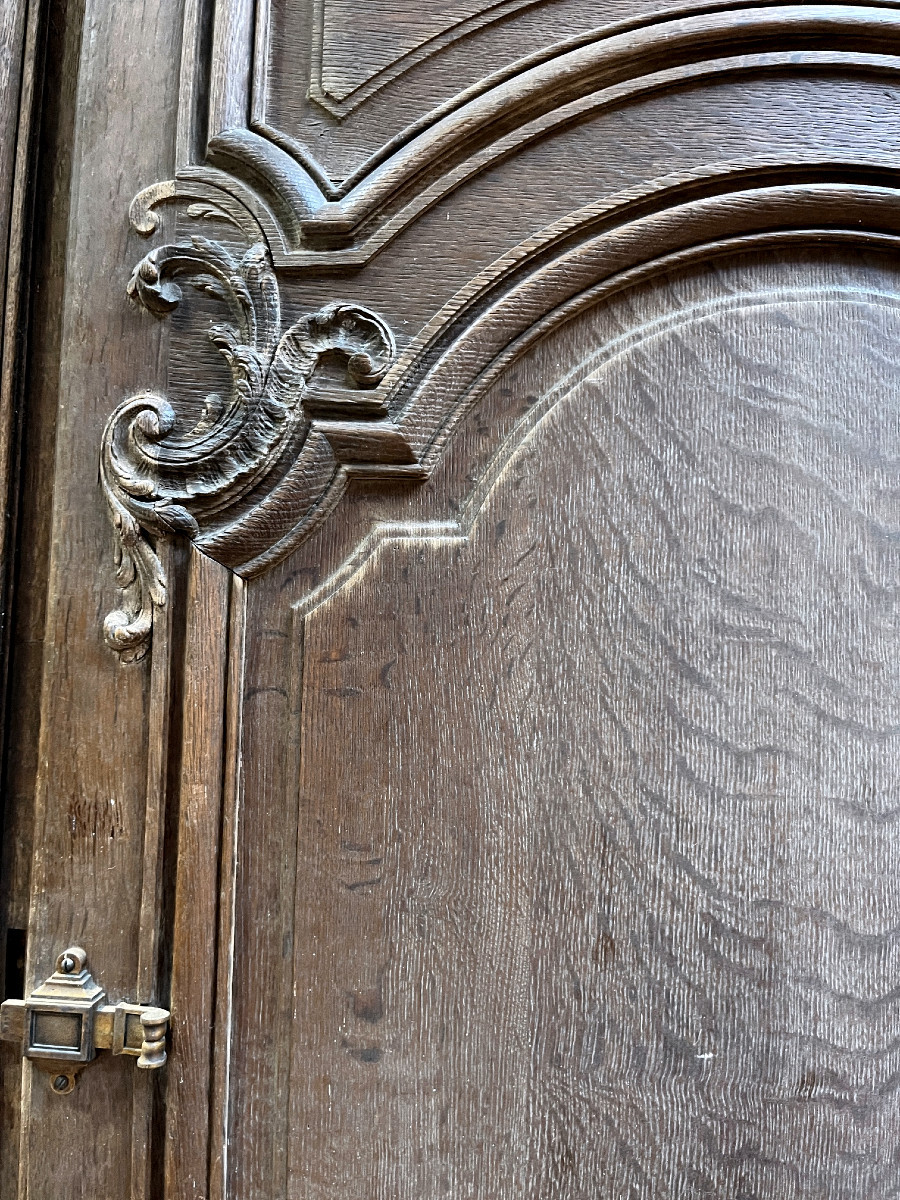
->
[378,169,900,475]
[293,278,900,621]
[101,160,900,660]
[185,3,900,264]
[305,0,542,116]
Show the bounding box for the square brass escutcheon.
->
[30,1010,83,1052]
[25,998,98,1064]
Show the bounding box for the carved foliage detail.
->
[101,234,395,661]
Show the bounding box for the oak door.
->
[3,1,900,1198]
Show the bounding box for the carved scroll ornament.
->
[101,226,397,662]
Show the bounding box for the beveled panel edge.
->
[217,45,900,265]
[381,171,900,465]
[305,0,542,114]
[292,279,900,620]
[238,169,900,577]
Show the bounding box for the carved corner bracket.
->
[101,192,419,662]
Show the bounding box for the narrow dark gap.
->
[2,929,26,1001]
[0,0,54,939]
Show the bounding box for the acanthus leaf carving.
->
[101,226,398,662]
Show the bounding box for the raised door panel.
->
[218,247,900,1198]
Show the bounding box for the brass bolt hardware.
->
[0,947,170,1092]
[137,1008,169,1069]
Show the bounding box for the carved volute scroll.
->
[100,213,399,661]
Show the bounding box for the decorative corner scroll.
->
[101,205,402,662]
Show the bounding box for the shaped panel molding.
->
[195,2,900,264]
[100,0,900,659]
[310,0,539,110]
[101,164,900,659]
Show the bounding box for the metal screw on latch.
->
[55,946,85,975]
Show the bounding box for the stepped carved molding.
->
[191,2,900,265]
[102,164,900,659]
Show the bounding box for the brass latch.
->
[0,946,169,1093]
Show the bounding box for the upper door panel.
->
[222,244,900,1199]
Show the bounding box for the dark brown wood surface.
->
[0,4,42,1191]
[218,248,900,1198]
[4,0,900,1196]
[0,0,186,1195]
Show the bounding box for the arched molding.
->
[169,3,900,263]
[101,163,900,657]
[237,167,900,574]
[378,169,900,467]
[293,281,900,620]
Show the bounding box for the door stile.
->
[209,573,246,1200]
[10,0,188,1192]
[0,3,45,1193]
[165,546,233,1200]
[130,537,185,1200]
[0,0,44,697]
[136,542,178,1008]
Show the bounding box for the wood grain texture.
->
[165,547,230,1200]
[5,0,900,1190]
[219,250,900,1197]
[2,0,187,1194]
[102,172,900,611]
[313,0,538,104]
[255,0,713,174]
[200,3,900,254]
[0,0,33,621]
[0,0,43,1192]
[256,0,900,176]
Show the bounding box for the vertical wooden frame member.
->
[166,546,232,1200]
[132,539,179,1200]
[15,0,186,1195]
[0,1,46,1192]
[209,574,247,1200]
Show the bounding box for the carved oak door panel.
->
[3,0,900,1197]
